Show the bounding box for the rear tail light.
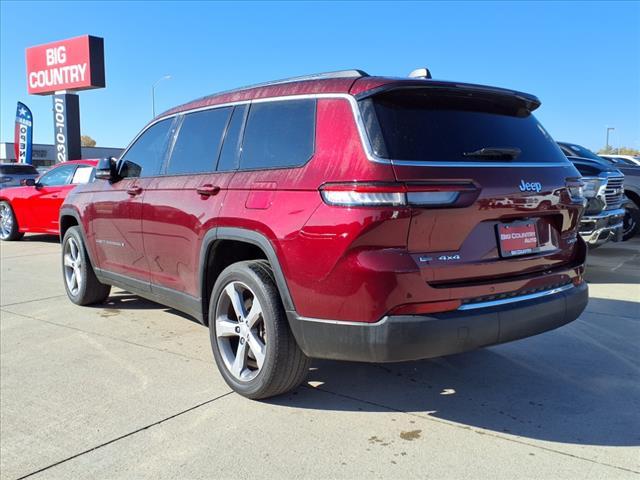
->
[320,183,405,207]
[320,182,477,208]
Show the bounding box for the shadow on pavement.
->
[93,291,197,322]
[585,237,640,285]
[270,297,639,447]
[21,234,60,244]
[81,261,639,447]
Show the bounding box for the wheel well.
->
[202,240,268,324]
[59,215,79,240]
[625,189,640,208]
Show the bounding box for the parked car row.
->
[558,142,640,244]
[600,154,640,167]
[0,69,634,399]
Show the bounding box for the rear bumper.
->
[288,282,588,362]
[579,208,624,246]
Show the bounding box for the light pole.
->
[606,126,615,152]
[152,75,171,118]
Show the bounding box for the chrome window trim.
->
[119,93,571,169]
[457,284,574,311]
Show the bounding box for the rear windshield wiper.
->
[463,147,521,160]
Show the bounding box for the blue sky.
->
[1,1,639,152]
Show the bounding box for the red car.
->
[59,70,588,399]
[0,160,97,240]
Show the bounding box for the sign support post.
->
[52,92,81,161]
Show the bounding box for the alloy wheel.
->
[215,281,266,382]
[63,237,83,296]
[0,204,13,239]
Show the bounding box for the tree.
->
[81,135,96,147]
[598,146,640,156]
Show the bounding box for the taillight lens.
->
[320,183,406,207]
[320,182,476,207]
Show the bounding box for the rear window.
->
[558,143,604,162]
[239,99,316,170]
[0,164,38,174]
[360,89,567,163]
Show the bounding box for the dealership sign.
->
[14,102,33,164]
[26,35,105,95]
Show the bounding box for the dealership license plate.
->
[497,221,539,257]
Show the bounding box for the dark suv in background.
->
[60,70,588,399]
[558,142,628,244]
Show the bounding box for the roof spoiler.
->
[354,80,541,112]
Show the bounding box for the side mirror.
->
[95,157,119,182]
[23,178,37,187]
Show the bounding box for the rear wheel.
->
[209,260,310,399]
[0,201,24,241]
[62,226,111,305]
[622,202,640,241]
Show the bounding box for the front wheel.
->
[208,260,310,399]
[0,201,24,241]
[62,226,111,305]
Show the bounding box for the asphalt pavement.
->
[1,235,638,479]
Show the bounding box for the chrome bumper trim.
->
[581,208,625,221]
[580,221,624,245]
[458,284,575,311]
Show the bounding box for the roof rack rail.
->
[189,70,369,104]
[237,69,369,92]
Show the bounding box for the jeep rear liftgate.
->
[358,87,584,285]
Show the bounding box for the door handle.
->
[127,186,143,196]
[196,184,221,197]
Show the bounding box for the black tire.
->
[622,202,640,241]
[62,226,111,305]
[208,260,310,399]
[0,201,24,241]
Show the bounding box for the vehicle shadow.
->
[269,297,640,447]
[93,291,198,323]
[91,287,639,447]
[21,234,59,244]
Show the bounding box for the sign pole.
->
[52,91,81,161]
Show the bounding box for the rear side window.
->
[216,105,247,172]
[0,165,38,174]
[120,118,173,178]
[168,107,232,175]
[240,99,315,170]
[71,165,94,184]
[360,89,567,163]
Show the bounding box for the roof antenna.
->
[408,68,432,79]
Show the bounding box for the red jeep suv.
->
[60,70,588,399]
